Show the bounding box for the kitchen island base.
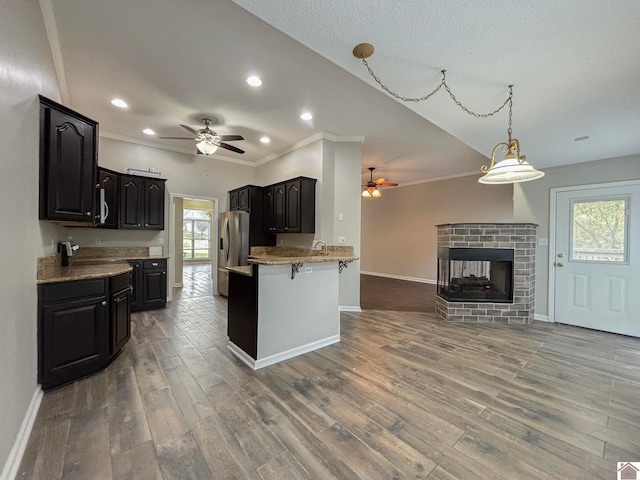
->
[227,262,340,370]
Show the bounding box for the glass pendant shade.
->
[479,155,545,184]
[196,140,218,155]
[361,189,371,198]
[371,188,381,197]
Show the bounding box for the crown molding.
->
[39,0,70,105]
[255,132,365,167]
[100,131,256,167]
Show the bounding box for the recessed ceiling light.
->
[110,98,128,108]
[246,76,262,87]
[300,112,313,121]
[260,136,270,144]
[574,135,590,141]
[142,128,156,135]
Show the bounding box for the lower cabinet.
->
[110,273,131,355]
[128,258,167,311]
[38,275,131,390]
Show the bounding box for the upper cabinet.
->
[39,96,98,225]
[119,175,166,230]
[263,177,316,233]
[229,185,262,212]
[97,167,119,229]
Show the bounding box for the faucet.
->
[313,240,328,256]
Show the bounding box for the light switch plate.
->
[338,213,344,221]
[304,267,312,273]
[338,236,346,244]
[156,237,165,245]
[538,238,548,246]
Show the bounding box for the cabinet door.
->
[273,184,286,232]
[237,187,250,211]
[97,168,119,229]
[111,288,131,355]
[142,269,167,308]
[40,296,108,390]
[285,180,301,232]
[40,99,97,224]
[263,187,275,232]
[229,190,239,211]
[119,175,144,229]
[128,260,142,311]
[144,179,165,230]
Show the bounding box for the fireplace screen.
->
[437,248,514,303]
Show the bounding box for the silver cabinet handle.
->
[86,211,92,216]
[151,262,158,266]
[101,301,107,305]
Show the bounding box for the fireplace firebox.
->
[437,247,514,303]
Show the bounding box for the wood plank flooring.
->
[16,269,640,479]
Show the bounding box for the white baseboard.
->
[228,335,340,370]
[534,313,551,323]
[339,306,361,312]
[0,388,43,480]
[361,271,437,285]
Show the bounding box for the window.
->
[571,197,628,263]
[183,209,211,260]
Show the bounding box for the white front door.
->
[553,182,640,336]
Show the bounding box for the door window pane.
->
[183,209,211,260]
[571,198,627,262]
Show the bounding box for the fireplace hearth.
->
[435,223,537,324]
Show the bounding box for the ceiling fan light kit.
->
[159,118,245,156]
[362,167,398,199]
[352,43,544,185]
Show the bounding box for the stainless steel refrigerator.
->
[217,210,250,297]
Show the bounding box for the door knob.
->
[556,262,564,267]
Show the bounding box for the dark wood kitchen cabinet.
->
[97,167,120,229]
[38,279,109,390]
[128,258,167,311]
[119,175,166,230]
[229,185,261,212]
[38,274,133,390]
[110,273,131,355]
[39,96,98,225]
[264,177,316,233]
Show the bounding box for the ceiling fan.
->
[159,118,245,155]
[362,167,398,198]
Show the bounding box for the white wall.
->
[0,1,68,475]
[256,135,363,308]
[514,154,640,317]
[361,174,513,282]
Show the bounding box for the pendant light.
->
[478,86,544,184]
[196,140,218,155]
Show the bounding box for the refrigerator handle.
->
[219,237,223,250]
[222,216,230,262]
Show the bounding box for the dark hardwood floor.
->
[16,269,640,479]
[360,274,436,312]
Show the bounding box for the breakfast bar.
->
[226,246,358,369]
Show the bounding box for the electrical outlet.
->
[95,237,101,245]
[538,238,548,246]
[156,238,165,245]
[338,236,346,244]
[304,266,312,274]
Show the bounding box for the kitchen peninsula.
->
[226,246,358,369]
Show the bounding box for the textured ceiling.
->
[47,0,640,187]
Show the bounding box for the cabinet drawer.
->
[143,259,166,269]
[41,278,106,303]
[110,272,131,293]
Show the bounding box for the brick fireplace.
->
[435,223,537,324]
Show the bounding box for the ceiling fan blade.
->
[158,136,194,140]
[196,148,204,155]
[380,182,398,187]
[374,178,387,185]
[218,135,244,141]
[218,142,245,154]
[180,124,198,135]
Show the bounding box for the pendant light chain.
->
[360,59,512,119]
[507,85,514,142]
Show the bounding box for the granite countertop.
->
[37,246,169,284]
[226,265,254,276]
[38,261,132,284]
[248,246,359,266]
